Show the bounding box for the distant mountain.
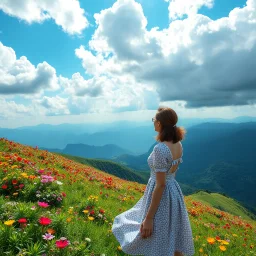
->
[1,116,256,154]
[41,143,133,159]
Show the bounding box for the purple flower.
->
[57,197,62,201]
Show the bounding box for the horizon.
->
[0,0,256,128]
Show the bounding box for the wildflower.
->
[85,238,91,243]
[38,202,50,208]
[117,246,122,251]
[99,209,105,214]
[56,237,70,249]
[66,218,72,222]
[19,184,24,189]
[4,220,15,226]
[57,197,62,201]
[83,210,89,214]
[207,237,215,244]
[1,184,8,189]
[199,248,204,253]
[47,228,55,234]
[18,218,27,224]
[42,233,55,240]
[39,217,52,226]
[12,179,18,185]
[221,240,229,245]
[88,216,94,221]
[13,192,18,196]
[68,207,73,214]
[219,245,226,251]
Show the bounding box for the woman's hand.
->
[140,217,153,239]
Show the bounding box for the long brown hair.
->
[154,106,186,143]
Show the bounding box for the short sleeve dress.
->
[111,142,195,256]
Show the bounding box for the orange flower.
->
[219,245,226,251]
[207,237,215,244]
[47,228,55,234]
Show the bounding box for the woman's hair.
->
[154,106,186,143]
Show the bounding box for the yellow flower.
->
[221,240,229,245]
[117,246,122,251]
[13,192,18,196]
[219,245,226,251]
[66,218,72,223]
[4,220,15,226]
[2,177,8,181]
[11,165,18,169]
[88,216,94,221]
[21,172,28,178]
[232,234,238,237]
[83,210,89,214]
[68,207,73,214]
[199,248,204,253]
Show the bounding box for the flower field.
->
[0,137,256,255]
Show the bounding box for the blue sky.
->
[0,0,255,128]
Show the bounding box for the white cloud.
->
[80,0,256,109]
[166,0,214,20]
[0,0,89,35]
[0,42,59,95]
[59,72,158,114]
[33,95,70,116]
[0,97,32,118]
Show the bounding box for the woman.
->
[111,106,195,256]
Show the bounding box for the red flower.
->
[18,218,27,223]
[99,209,105,214]
[39,217,52,226]
[19,184,25,189]
[12,179,18,185]
[61,192,66,197]
[1,184,8,189]
[56,238,70,249]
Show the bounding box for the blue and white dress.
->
[111,142,195,255]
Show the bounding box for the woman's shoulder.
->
[153,142,166,152]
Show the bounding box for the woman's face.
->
[152,116,161,132]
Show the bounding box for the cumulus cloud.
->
[33,95,70,116]
[0,97,32,118]
[0,0,88,35]
[79,0,256,108]
[0,42,59,95]
[59,72,158,114]
[166,0,214,20]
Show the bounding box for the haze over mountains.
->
[1,116,255,154]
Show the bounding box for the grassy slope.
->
[0,138,256,256]
[188,191,256,221]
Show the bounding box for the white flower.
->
[85,238,91,243]
[56,181,63,185]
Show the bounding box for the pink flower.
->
[42,233,55,240]
[39,217,52,226]
[38,201,50,208]
[56,237,70,249]
[41,175,54,183]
